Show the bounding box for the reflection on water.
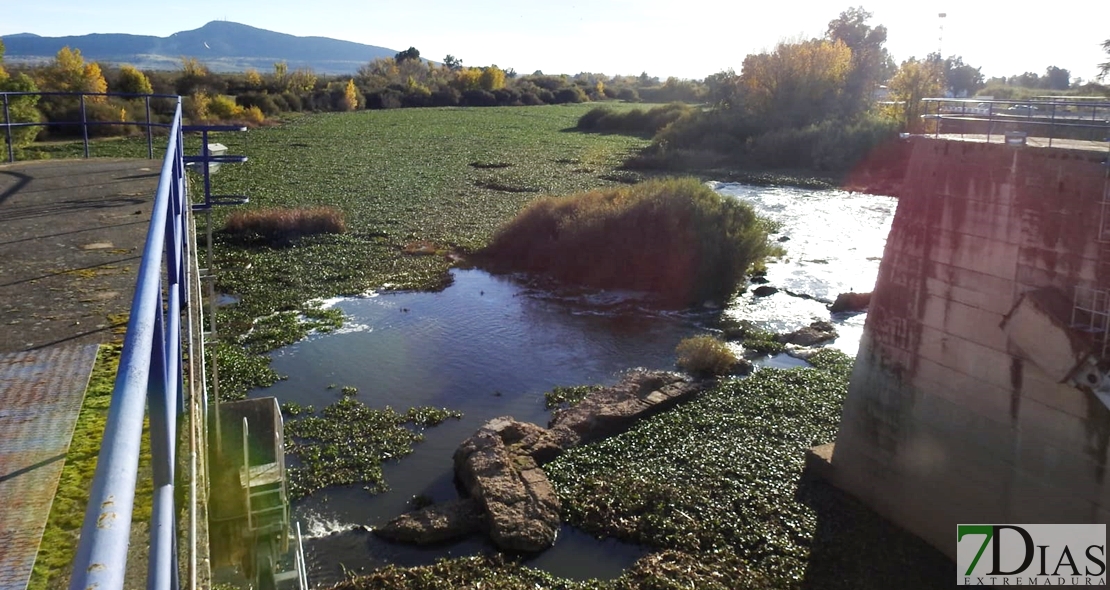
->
[249,182,897,581]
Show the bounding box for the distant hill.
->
[0,21,399,75]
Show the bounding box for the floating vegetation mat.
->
[284,397,462,499]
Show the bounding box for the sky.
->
[3,0,1108,83]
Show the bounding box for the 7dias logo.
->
[957,524,1106,585]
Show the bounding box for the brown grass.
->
[676,335,738,376]
[223,206,346,245]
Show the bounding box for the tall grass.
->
[480,177,771,306]
[222,206,346,245]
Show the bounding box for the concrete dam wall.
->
[830,137,1110,558]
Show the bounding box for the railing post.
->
[80,94,90,159]
[3,93,13,163]
[147,95,154,160]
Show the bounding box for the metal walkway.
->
[0,343,98,590]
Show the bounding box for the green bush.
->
[748,116,899,172]
[676,335,738,375]
[576,102,694,136]
[554,86,587,104]
[480,177,772,306]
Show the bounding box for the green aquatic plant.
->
[284,396,462,499]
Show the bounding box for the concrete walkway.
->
[0,159,160,353]
[0,158,160,589]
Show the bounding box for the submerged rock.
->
[549,370,705,447]
[829,291,871,313]
[373,499,485,544]
[778,321,838,347]
[454,418,562,553]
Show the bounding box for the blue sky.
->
[3,0,1108,82]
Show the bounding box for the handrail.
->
[921,97,1110,147]
[1,91,181,161]
[68,98,189,590]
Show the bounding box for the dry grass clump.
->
[480,177,770,306]
[223,206,346,245]
[675,335,738,376]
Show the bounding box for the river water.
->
[246,182,897,585]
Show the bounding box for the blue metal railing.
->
[1,90,180,162]
[67,99,189,590]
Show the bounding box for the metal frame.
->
[922,97,1110,147]
[1,91,180,162]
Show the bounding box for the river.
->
[243,182,897,585]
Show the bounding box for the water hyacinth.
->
[284,396,462,499]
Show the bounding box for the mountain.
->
[0,21,398,75]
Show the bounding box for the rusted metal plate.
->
[0,343,99,590]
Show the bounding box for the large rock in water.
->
[829,291,871,313]
[778,320,838,346]
[453,417,562,552]
[373,498,485,544]
[549,370,704,447]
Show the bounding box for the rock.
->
[778,320,838,346]
[454,418,562,553]
[549,370,704,447]
[373,499,485,544]
[750,276,770,285]
[829,291,871,313]
[732,357,754,375]
[777,235,790,242]
[753,285,778,297]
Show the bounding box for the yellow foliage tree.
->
[180,57,208,78]
[39,47,109,101]
[739,39,852,127]
[288,69,317,92]
[887,57,944,132]
[245,68,263,89]
[478,66,506,91]
[117,64,153,95]
[342,79,358,111]
[453,67,482,91]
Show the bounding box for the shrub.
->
[576,102,693,136]
[236,92,280,116]
[554,86,587,103]
[461,89,497,107]
[430,88,461,107]
[675,335,738,376]
[222,206,346,246]
[280,91,303,112]
[480,177,772,306]
[617,87,640,102]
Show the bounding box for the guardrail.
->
[1,90,180,162]
[66,97,189,590]
[922,97,1110,147]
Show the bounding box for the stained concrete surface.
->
[0,159,160,353]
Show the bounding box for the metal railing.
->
[1,90,180,162]
[66,98,190,590]
[922,97,1110,147]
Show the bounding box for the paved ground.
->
[0,344,98,590]
[0,159,160,353]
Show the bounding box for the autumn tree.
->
[739,38,852,128]
[116,64,153,94]
[244,68,263,89]
[443,55,462,71]
[888,57,944,131]
[342,79,358,111]
[478,66,506,91]
[39,47,108,99]
[176,56,211,95]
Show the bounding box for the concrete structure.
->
[829,137,1110,558]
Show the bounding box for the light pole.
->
[938,12,947,57]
